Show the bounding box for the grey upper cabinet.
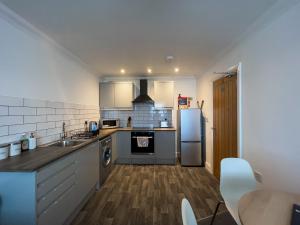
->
[100,80,174,109]
[100,82,115,109]
[100,82,133,109]
[114,82,133,108]
[153,81,174,108]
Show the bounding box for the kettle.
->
[89,121,98,133]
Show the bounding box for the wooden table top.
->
[238,189,300,225]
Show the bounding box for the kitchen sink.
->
[50,140,85,148]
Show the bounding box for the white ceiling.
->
[0,0,278,77]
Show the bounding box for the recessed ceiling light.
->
[120,69,126,74]
[174,67,180,73]
[147,68,152,74]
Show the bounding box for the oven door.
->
[131,132,154,154]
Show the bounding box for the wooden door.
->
[213,75,237,179]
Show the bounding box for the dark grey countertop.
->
[0,128,176,172]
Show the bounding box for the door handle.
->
[211,127,216,130]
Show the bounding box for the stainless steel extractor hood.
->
[132,79,154,104]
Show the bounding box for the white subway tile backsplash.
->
[70,120,80,125]
[23,98,47,107]
[36,130,47,138]
[0,116,23,126]
[0,106,8,116]
[0,95,100,146]
[24,115,47,124]
[55,121,64,128]
[37,122,56,130]
[0,134,22,145]
[47,101,64,108]
[37,108,55,115]
[0,96,23,106]
[64,114,76,120]
[0,126,8,136]
[68,124,82,131]
[47,114,64,122]
[56,108,79,115]
[9,124,36,135]
[37,134,60,146]
[9,107,36,116]
[47,127,61,136]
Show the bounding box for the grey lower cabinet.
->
[115,131,131,164]
[0,141,99,225]
[115,131,176,165]
[111,132,118,164]
[38,141,99,225]
[154,131,176,164]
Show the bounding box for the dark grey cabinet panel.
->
[116,131,131,160]
[155,131,176,164]
[111,132,118,163]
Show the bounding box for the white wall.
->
[172,78,198,128]
[173,78,198,108]
[0,8,99,106]
[197,1,300,194]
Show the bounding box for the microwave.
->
[100,119,120,129]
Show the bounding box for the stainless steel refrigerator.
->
[177,108,205,166]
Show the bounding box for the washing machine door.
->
[102,145,112,167]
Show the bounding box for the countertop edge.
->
[0,128,176,172]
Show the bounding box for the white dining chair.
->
[182,198,198,225]
[210,158,257,225]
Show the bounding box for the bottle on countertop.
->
[84,121,88,132]
[20,133,29,152]
[127,116,132,127]
[28,132,37,150]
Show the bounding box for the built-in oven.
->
[131,131,154,154]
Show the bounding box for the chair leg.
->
[209,201,224,225]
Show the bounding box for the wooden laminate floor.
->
[71,164,226,225]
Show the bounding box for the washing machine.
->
[99,136,113,186]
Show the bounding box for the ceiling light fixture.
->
[147,68,152,74]
[166,55,174,63]
[174,67,180,73]
[120,69,126,74]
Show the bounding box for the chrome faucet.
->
[62,122,67,140]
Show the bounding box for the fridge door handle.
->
[181,141,201,143]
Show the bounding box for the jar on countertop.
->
[9,142,21,157]
[0,144,9,160]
